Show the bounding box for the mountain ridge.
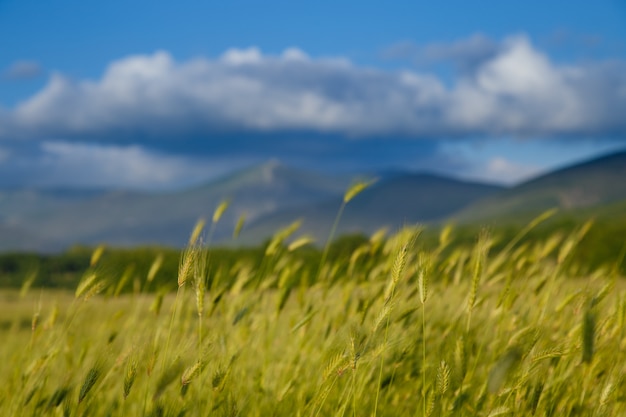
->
[1,149,625,252]
[237,172,504,244]
[453,150,626,223]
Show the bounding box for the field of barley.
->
[1,208,625,417]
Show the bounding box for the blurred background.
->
[0,0,625,252]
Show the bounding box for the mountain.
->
[454,150,626,224]
[0,161,350,251]
[2,150,624,252]
[0,188,109,251]
[238,173,504,244]
[0,188,106,222]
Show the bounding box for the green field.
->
[1,211,625,417]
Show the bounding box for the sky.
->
[1,0,625,190]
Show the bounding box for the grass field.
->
[1,214,625,416]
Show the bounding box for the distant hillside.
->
[0,161,350,251]
[0,188,106,223]
[239,173,503,244]
[0,188,108,251]
[454,150,626,224]
[2,150,625,252]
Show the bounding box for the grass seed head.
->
[147,254,164,283]
[178,246,199,287]
[233,213,246,239]
[189,219,206,245]
[181,361,202,386]
[418,253,431,305]
[343,179,376,204]
[288,235,315,252]
[90,245,105,267]
[78,366,100,403]
[212,200,230,224]
[123,359,137,399]
[437,360,450,396]
[75,272,98,298]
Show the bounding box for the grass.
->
[0,217,625,416]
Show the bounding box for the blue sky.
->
[1,0,625,189]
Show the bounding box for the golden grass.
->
[1,220,626,416]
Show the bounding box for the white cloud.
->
[467,156,543,185]
[281,48,310,62]
[29,142,251,189]
[476,37,560,95]
[3,36,626,143]
[221,47,263,65]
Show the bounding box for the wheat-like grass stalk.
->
[437,360,450,396]
[181,361,202,386]
[349,331,360,417]
[373,230,416,417]
[47,386,71,409]
[29,294,41,352]
[582,305,595,364]
[323,352,348,381]
[597,377,616,417]
[418,254,430,306]
[233,212,246,239]
[19,271,37,298]
[114,265,134,297]
[78,366,100,403]
[181,360,204,397]
[211,365,230,393]
[146,254,163,284]
[288,235,315,252]
[487,406,512,417]
[149,291,165,316]
[418,252,431,417]
[203,199,228,246]
[3,214,624,416]
[265,220,302,256]
[467,230,489,332]
[83,278,107,301]
[317,179,375,283]
[212,200,229,225]
[455,336,467,385]
[498,208,557,261]
[90,245,105,267]
[424,387,435,417]
[123,358,137,399]
[343,179,376,204]
[163,221,205,375]
[528,382,544,415]
[194,248,207,359]
[75,272,98,299]
[44,303,58,329]
[178,246,198,288]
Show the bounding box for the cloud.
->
[0,142,253,189]
[1,35,625,189]
[2,60,43,80]
[467,156,542,185]
[3,36,626,145]
[383,34,499,71]
[0,137,456,189]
